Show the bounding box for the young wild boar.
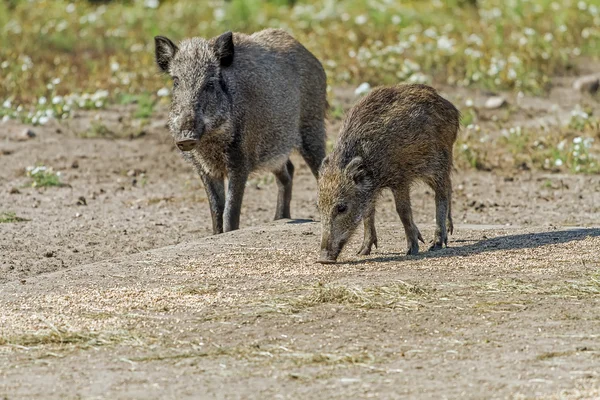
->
[154,29,327,234]
[317,84,459,263]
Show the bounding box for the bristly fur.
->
[155,29,327,234]
[318,84,460,262]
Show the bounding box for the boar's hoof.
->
[428,243,444,252]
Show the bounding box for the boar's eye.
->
[336,204,347,214]
[172,76,180,88]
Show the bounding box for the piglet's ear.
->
[214,31,235,67]
[345,156,371,188]
[154,36,178,73]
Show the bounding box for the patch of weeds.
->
[81,121,114,138]
[569,105,600,133]
[26,166,62,188]
[498,125,599,174]
[132,93,157,119]
[0,211,29,223]
[293,281,427,310]
[329,103,345,121]
[249,174,275,187]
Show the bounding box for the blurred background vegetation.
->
[1,0,598,105]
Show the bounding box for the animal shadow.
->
[347,228,600,264]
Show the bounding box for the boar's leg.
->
[299,121,326,179]
[447,187,454,236]
[357,210,378,256]
[428,176,451,251]
[200,174,225,235]
[223,169,249,232]
[273,160,294,220]
[392,186,424,256]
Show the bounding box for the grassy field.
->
[1,0,599,103]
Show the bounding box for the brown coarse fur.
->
[317,84,460,263]
[154,29,327,234]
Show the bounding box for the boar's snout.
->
[176,137,200,152]
[175,114,204,152]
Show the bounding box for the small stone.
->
[573,75,600,94]
[18,128,36,140]
[76,196,87,206]
[71,160,79,169]
[20,279,26,285]
[75,212,82,218]
[44,251,55,258]
[9,187,20,194]
[484,96,507,109]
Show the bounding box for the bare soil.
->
[1,82,599,399]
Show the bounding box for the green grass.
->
[0,211,28,223]
[26,166,63,188]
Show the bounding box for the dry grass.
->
[293,280,428,310]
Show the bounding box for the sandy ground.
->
[1,81,600,399]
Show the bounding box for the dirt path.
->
[1,221,599,399]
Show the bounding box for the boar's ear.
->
[319,155,331,174]
[155,36,178,73]
[214,31,234,67]
[345,156,371,188]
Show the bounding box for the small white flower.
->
[66,3,75,13]
[52,96,63,105]
[465,99,474,107]
[582,28,590,39]
[38,116,49,125]
[524,28,535,36]
[110,62,120,72]
[391,15,402,25]
[544,33,554,42]
[2,99,11,108]
[157,87,170,97]
[573,137,583,144]
[554,159,563,167]
[38,96,47,105]
[557,140,567,151]
[354,82,371,96]
[437,36,454,52]
[519,37,528,46]
[144,0,160,9]
[95,100,103,108]
[508,68,517,80]
[578,1,587,11]
[355,15,368,25]
[213,8,225,21]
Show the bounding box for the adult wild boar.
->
[154,29,327,234]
